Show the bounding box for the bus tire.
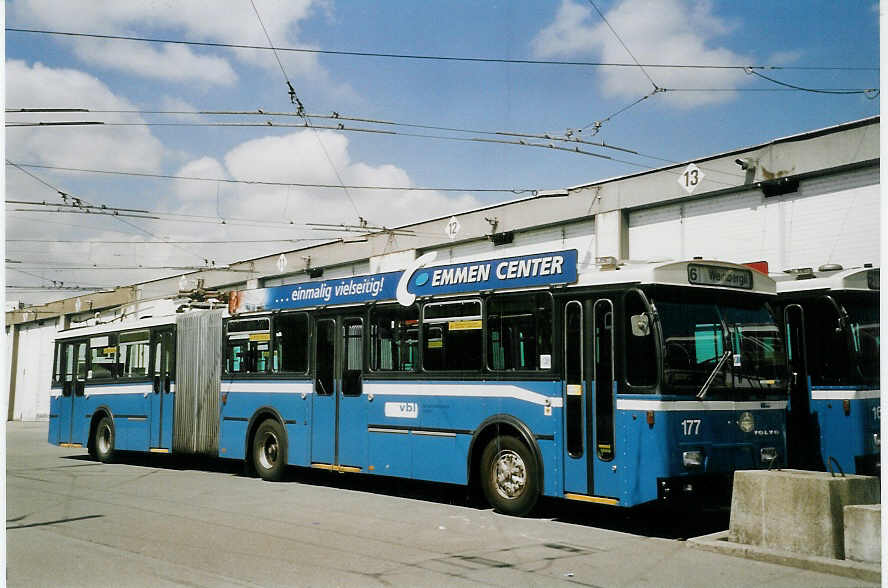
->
[94,416,116,463]
[253,419,287,482]
[480,435,540,516]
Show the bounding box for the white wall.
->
[11,318,59,420]
[628,167,880,271]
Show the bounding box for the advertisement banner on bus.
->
[228,249,579,313]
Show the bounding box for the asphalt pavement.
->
[6,421,877,587]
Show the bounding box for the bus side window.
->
[369,304,418,371]
[118,330,151,379]
[88,334,117,380]
[225,318,271,375]
[274,313,309,374]
[625,291,656,389]
[487,293,552,371]
[52,342,63,384]
[804,298,850,385]
[422,300,482,372]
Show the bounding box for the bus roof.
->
[55,313,178,340]
[775,266,879,295]
[574,259,776,293]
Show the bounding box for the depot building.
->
[5,116,880,421]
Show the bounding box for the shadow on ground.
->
[62,452,729,540]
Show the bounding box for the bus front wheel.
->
[253,419,287,482]
[480,435,539,516]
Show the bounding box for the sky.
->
[4,0,880,306]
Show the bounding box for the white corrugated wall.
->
[11,319,59,421]
[628,167,880,271]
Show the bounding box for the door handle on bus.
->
[153,375,161,394]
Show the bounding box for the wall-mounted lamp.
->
[489,231,514,246]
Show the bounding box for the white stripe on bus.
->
[616,399,788,412]
[364,382,564,408]
[83,383,176,397]
[811,389,880,401]
[85,384,151,397]
[222,381,314,394]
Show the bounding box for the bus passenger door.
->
[336,317,366,470]
[60,340,87,444]
[591,299,618,499]
[311,315,366,470]
[784,304,816,469]
[562,300,589,494]
[150,328,175,450]
[311,318,337,465]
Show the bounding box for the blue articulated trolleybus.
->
[777,265,880,475]
[50,250,788,515]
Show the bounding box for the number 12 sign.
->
[678,163,704,195]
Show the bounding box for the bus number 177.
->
[682,419,701,436]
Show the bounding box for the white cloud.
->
[10,0,333,87]
[532,0,755,108]
[6,60,165,171]
[171,130,481,230]
[70,39,237,85]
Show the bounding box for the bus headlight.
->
[682,450,705,469]
[760,447,778,464]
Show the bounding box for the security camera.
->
[735,157,756,171]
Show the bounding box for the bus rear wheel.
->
[94,416,116,463]
[480,435,539,516]
[253,419,287,482]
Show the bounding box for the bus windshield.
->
[653,291,786,398]
[836,292,880,384]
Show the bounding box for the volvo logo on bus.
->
[738,411,755,433]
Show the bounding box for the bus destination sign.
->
[687,263,753,290]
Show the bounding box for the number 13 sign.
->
[678,163,704,195]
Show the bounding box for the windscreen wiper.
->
[696,350,732,400]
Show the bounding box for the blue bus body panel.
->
[48,387,62,444]
[311,386,336,465]
[84,382,153,451]
[218,380,313,464]
[562,382,588,495]
[363,380,562,492]
[811,387,880,474]
[148,386,175,449]
[614,395,787,506]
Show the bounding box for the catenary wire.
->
[5,27,876,71]
[5,162,540,193]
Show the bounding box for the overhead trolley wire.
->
[586,0,659,92]
[745,68,878,98]
[6,162,541,193]
[7,119,621,159]
[247,0,363,223]
[7,238,319,245]
[6,107,641,153]
[7,161,213,262]
[6,27,876,71]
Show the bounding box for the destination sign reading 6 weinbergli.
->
[687,263,753,290]
[407,249,578,298]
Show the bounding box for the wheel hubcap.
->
[492,449,527,499]
[98,424,111,454]
[258,432,279,470]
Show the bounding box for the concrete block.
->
[844,504,881,564]
[728,469,879,559]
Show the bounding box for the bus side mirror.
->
[630,314,650,337]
